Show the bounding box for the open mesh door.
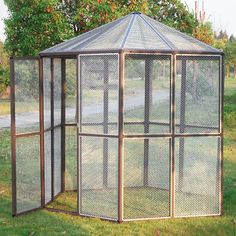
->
[11,57,43,215]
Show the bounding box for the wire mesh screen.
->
[43,58,51,129]
[65,126,77,191]
[79,136,118,220]
[124,54,171,134]
[44,131,52,203]
[65,59,77,124]
[54,127,61,196]
[79,54,119,135]
[174,136,221,216]
[16,136,41,213]
[83,16,130,50]
[123,138,170,219]
[54,58,62,126]
[175,56,220,133]
[14,59,39,133]
[124,15,169,50]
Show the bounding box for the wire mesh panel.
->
[42,58,52,204]
[175,56,220,133]
[79,54,119,134]
[65,59,77,124]
[44,131,52,203]
[12,58,42,215]
[174,136,221,216]
[79,136,118,220]
[83,16,130,50]
[54,58,62,126]
[65,126,77,190]
[54,127,61,196]
[123,138,170,219]
[14,59,39,133]
[16,136,41,213]
[124,54,171,134]
[124,14,170,50]
[43,58,51,129]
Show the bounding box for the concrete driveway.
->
[0,89,169,129]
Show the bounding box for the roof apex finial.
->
[131,12,141,15]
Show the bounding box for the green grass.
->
[224,77,236,96]
[0,78,236,235]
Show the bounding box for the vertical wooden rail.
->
[220,55,224,215]
[171,54,176,218]
[77,55,81,214]
[10,58,17,216]
[51,58,54,199]
[118,52,124,223]
[103,57,109,187]
[61,59,66,192]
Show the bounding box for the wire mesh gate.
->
[11,52,223,222]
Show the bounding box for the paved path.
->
[0,90,169,129]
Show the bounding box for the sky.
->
[182,0,236,36]
[0,0,236,42]
[0,0,8,41]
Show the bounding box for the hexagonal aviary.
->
[11,12,223,222]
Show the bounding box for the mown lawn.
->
[0,78,236,235]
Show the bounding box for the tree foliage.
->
[4,0,197,56]
[58,0,148,35]
[148,0,197,34]
[4,0,73,56]
[225,40,236,78]
[193,22,214,45]
[0,41,9,95]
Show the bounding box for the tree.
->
[4,0,198,56]
[0,41,9,95]
[58,0,148,35]
[148,0,198,34]
[225,40,236,78]
[229,34,236,42]
[4,0,73,56]
[58,0,196,36]
[193,21,214,45]
[216,30,228,40]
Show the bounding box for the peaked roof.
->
[40,12,221,56]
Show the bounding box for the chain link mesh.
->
[44,131,52,203]
[143,14,217,52]
[54,127,61,196]
[79,54,119,135]
[65,59,77,124]
[65,126,77,191]
[123,138,170,219]
[124,54,171,134]
[175,56,220,133]
[14,60,39,133]
[43,58,51,129]
[16,136,41,213]
[53,59,62,126]
[79,136,118,219]
[174,136,221,216]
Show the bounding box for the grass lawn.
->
[0,78,236,235]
